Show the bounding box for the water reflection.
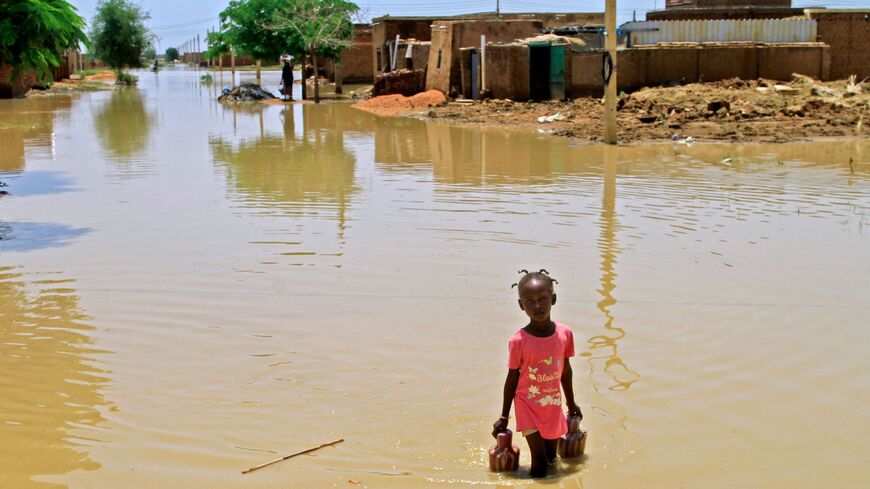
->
[93,88,154,173]
[587,152,640,392]
[0,267,110,488]
[211,106,358,211]
[0,96,72,172]
[0,171,76,197]
[0,222,91,252]
[211,104,361,265]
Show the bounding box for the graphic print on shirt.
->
[525,355,562,407]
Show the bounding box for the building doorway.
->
[529,43,551,100]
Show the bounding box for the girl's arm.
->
[561,358,583,419]
[492,369,520,437]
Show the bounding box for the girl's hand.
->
[492,416,509,438]
[567,403,583,421]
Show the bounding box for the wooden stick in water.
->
[242,438,344,474]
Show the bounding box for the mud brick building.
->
[805,10,870,80]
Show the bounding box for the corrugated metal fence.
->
[625,19,818,45]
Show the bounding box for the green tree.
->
[204,31,228,62]
[90,0,152,82]
[0,0,89,83]
[216,0,301,84]
[165,47,179,61]
[142,45,156,60]
[271,0,357,103]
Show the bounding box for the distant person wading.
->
[281,60,293,101]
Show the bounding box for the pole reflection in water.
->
[0,267,111,488]
[209,104,359,266]
[586,148,640,393]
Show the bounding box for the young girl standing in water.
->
[492,270,582,478]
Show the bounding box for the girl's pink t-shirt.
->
[508,322,575,440]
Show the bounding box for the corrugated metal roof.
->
[624,19,817,45]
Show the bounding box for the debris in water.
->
[242,438,344,474]
[219,83,277,102]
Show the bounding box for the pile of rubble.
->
[419,74,870,143]
[218,83,277,101]
[373,69,426,97]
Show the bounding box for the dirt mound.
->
[353,90,446,116]
[219,83,277,102]
[418,76,870,143]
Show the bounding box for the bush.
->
[116,71,138,85]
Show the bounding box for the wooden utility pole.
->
[231,46,236,88]
[604,0,618,144]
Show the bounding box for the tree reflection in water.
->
[93,88,153,173]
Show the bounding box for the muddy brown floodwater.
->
[1,68,869,489]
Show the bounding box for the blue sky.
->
[69,0,863,52]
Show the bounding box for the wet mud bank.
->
[398,77,870,144]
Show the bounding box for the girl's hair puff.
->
[511,269,558,292]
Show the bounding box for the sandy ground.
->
[385,76,870,144]
[352,90,447,117]
[29,70,116,95]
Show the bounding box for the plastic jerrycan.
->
[557,414,587,459]
[488,429,520,472]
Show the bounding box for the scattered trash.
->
[218,83,277,102]
[811,85,841,98]
[845,75,863,98]
[537,112,566,123]
[774,85,801,96]
[721,157,733,166]
[672,134,694,145]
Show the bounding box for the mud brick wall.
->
[758,44,830,81]
[484,44,530,100]
[426,20,542,95]
[808,11,870,80]
[214,54,257,67]
[526,13,604,26]
[698,44,758,81]
[567,43,830,97]
[372,19,435,75]
[426,25,453,94]
[373,69,426,96]
[337,26,374,83]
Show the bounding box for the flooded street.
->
[1,68,869,488]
